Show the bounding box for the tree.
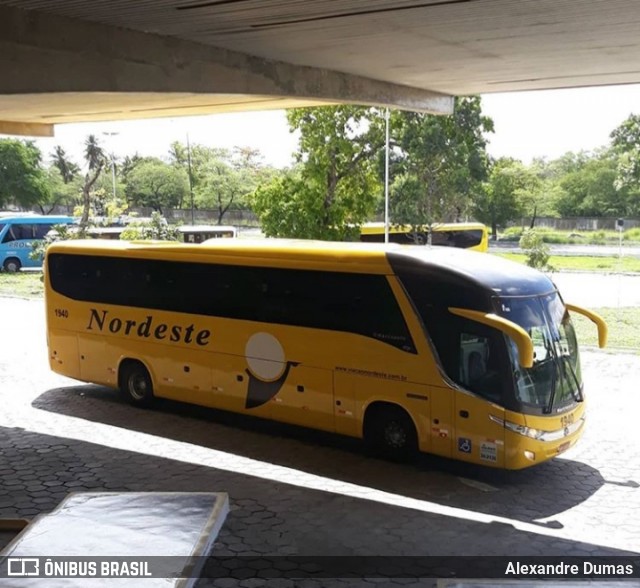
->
[554,151,628,217]
[38,166,81,214]
[519,229,554,271]
[51,145,80,184]
[610,115,640,214]
[0,139,50,209]
[251,105,384,239]
[124,159,188,214]
[389,96,493,235]
[474,158,531,237]
[79,135,107,229]
[195,154,249,224]
[120,211,179,241]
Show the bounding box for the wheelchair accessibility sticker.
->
[457,437,472,454]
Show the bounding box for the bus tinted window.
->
[34,224,53,239]
[48,254,416,353]
[431,229,483,248]
[2,223,33,243]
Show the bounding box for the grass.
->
[0,271,44,299]
[571,307,640,351]
[500,227,640,244]
[495,252,640,273]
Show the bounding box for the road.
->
[490,242,640,258]
[0,296,639,587]
[551,272,640,307]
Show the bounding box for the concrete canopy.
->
[2,0,640,136]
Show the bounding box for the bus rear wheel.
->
[120,361,155,408]
[364,404,418,461]
[3,258,21,272]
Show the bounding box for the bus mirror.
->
[565,303,608,348]
[448,307,534,369]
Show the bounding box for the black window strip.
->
[48,253,416,354]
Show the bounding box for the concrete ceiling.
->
[2,0,640,135]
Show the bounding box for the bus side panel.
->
[427,384,454,458]
[453,391,505,468]
[209,354,264,415]
[154,345,275,423]
[48,330,80,379]
[333,372,361,438]
[77,334,108,385]
[345,375,431,452]
[145,345,215,407]
[271,365,334,431]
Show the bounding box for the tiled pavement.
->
[1,297,640,587]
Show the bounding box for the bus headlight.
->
[504,421,543,440]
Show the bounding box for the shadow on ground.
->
[30,384,618,528]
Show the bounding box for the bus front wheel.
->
[364,404,418,461]
[120,361,155,408]
[3,258,21,272]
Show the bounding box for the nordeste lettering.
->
[87,308,211,346]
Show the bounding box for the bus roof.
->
[360,222,487,235]
[47,238,554,298]
[177,225,236,232]
[0,214,74,223]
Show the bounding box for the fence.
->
[516,217,640,231]
[35,206,261,227]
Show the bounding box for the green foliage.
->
[169,143,267,222]
[390,96,493,226]
[624,227,640,241]
[554,153,627,216]
[500,226,524,241]
[79,135,108,228]
[38,167,81,214]
[30,222,81,262]
[124,159,188,214]
[251,106,383,239]
[0,139,50,209]
[120,212,178,241]
[250,168,362,240]
[519,229,554,271]
[50,145,80,184]
[588,229,607,245]
[475,158,534,237]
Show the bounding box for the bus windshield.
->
[498,292,582,414]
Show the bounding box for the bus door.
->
[271,365,334,432]
[453,332,506,467]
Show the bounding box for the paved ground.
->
[1,296,640,587]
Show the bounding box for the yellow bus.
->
[44,239,606,469]
[177,225,237,243]
[359,222,489,252]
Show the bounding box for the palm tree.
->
[51,145,80,184]
[79,135,106,229]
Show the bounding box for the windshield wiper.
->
[558,353,583,402]
[544,360,558,414]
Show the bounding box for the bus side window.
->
[2,224,30,243]
[458,332,502,403]
[34,224,53,239]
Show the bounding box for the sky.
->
[26,83,640,169]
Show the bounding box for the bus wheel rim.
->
[384,421,406,448]
[129,375,148,400]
